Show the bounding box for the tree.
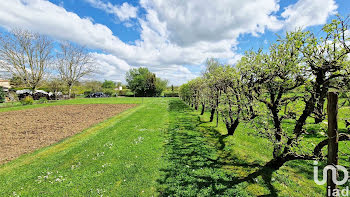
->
[46,78,65,94]
[56,42,96,98]
[179,83,191,104]
[187,78,203,110]
[84,81,103,93]
[239,18,350,170]
[203,58,222,123]
[0,29,53,90]
[102,80,116,89]
[126,67,167,97]
[302,16,350,124]
[218,65,255,135]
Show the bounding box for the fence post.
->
[327,92,339,196]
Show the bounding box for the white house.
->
[0,79,11,90]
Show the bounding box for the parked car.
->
[86,92,109,98]
[16,89,33,100]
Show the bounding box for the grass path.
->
[0,98,168,196]
[158,99,247,196]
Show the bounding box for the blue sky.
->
[0,0,349,85]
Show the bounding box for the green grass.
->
[157,100,325,196]
[1,97,349,196]
[0,97,169,196]
[0,97,150,112]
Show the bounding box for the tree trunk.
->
[271,106,283,158]
[200,103,205,115]
[226,117,239,135]
[210,108,215,122]
[68,86,72,99]
[315,96,325,124]
[195,104,198,110]
[216,109,219,127]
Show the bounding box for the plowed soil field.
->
[0,104,136,164]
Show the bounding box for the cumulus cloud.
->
[281,0,338,30]
[85,0,138,22]
[92,52,132,72]
[140,0,282,46]
[0,0,340,85]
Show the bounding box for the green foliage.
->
[101,80,116,89]
[0,87,5,103]
[163,91,179,97]
[179,83,191,102]
[20,96,34,105]
[84,81,103,93]
[46,79,65,93]
[117,89,133,96]
[126,67,168,97]
[102,88,115,96]
[38,97,48,104]
[9,76,24,88]
[125,91,135,97]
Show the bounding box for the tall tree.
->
[126,67,167,97]
[56,42,95,98]
[102,80,116,89]
[0,29,53,90]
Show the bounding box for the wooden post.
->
[327,92,339,197]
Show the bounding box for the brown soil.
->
[0,104,136,164]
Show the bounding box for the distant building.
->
[115,86,122,91]
[0,79,11,90]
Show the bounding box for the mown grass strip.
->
[158,99,249,196]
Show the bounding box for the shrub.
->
[0,88,5,103]
[84,91,92,96]
[125,91,135,97]
[38,97,48,104]
[117,89,134,96]
[103,88,115,96]
[164,92,179,97]
[21,96,34,105]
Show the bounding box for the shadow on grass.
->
[157,100,278,196]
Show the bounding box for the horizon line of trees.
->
[179,16,350,172]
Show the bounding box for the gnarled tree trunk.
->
[200,103,205,115]
[226,117,239,136]
[209,108,215,122]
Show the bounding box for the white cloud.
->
[0,0,340,85]
[140,0,282,46]
[281,0,338,30]
[91,52,131,71]
[85,0,138,22]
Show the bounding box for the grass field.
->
[1,97,348,196]
[0,97,168,196]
